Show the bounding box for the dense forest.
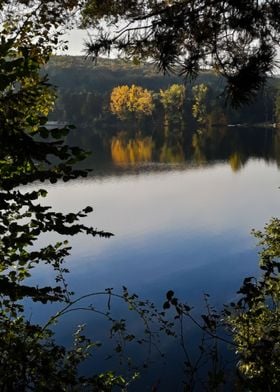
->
[46,56,280,130]
[3,0,280,390]
[42,56,280,174]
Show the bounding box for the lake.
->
[28,125,280,390]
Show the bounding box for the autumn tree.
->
[159,84,186,114]
[0,6,164,387]
[192,83,209,125]
[3,0,280,389]
[81,0,280,106]
[0,1,127,390]
[110,84,154,119]
[110,85,130,119]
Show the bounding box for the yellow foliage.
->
[23,76,55,110]
[111,136,153,165]
[110,84,154,119]
[159,84,186,112]
[17,76,56,132]
[110,85,130,119]
[192,84,208,124]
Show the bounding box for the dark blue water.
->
[26,158,280,390]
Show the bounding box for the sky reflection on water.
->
[31,158,280,303]
[26,158,280,390]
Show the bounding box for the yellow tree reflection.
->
[111,136,154,165]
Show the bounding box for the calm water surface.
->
[28,128,280,390]
[42,159,279,298]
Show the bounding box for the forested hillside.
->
[45,56,280,128]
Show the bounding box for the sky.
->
[63,28,280,75]
[61,29,89,55]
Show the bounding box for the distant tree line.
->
[2,0,280,389]
[47,56,280,130]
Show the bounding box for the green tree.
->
[226,219,280,390]
[72,1,280,388]
[192,83,209,125]
[159,84,186,113]
[0,2,128,390]
[3,1,280,390]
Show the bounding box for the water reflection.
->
[32,123,280,390]
[34,159,280,390]
[111,133,154,165]
[70,124,280,175]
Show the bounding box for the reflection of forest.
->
[68,124,280,174]
[48,56,280,127]
[111,135,153,165]
[48,57,280,173]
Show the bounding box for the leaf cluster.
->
[110,84,154,120]
[225,218,280,390]
[0,2,118,390]
[82,0,280,106]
